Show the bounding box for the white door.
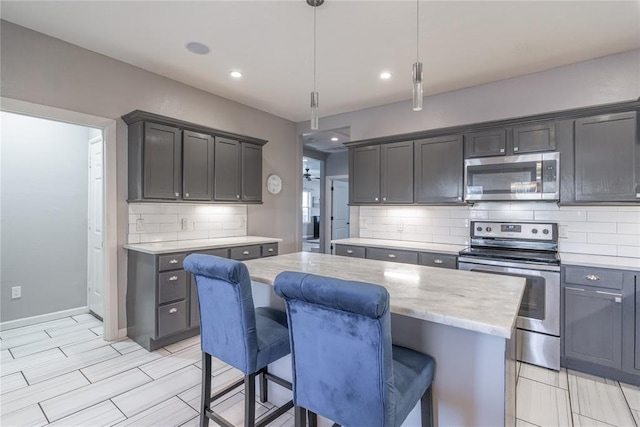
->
[88,135,104,318]
[331,180,350,241]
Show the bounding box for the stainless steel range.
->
[458,221,561,370]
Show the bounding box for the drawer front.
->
[158,300,188,337]
[198,248,229,258]
[564,266,623,290]
[158,270,187,304]
[230,245,261,260]
[335,245,365,258]
[158,253,186,271]
[261,243,278,257]
[418,252,457,269]
[366,247,418,265]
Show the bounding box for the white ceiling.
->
[2,1,639,123]
[302,127,350,152]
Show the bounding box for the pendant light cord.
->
[416,0,420,62]
[313,4,317,92]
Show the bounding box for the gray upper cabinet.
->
[464,128,507,158]
[241,143,262,202]
[214,137,241,201]
[381,141,414,203]
[414,135,463,203]
[574,112,639,202]
[350,145,381,204]
[636,277,640,370]
[128,121,182,200]
[182,131,214,201]
[512,122,556,154]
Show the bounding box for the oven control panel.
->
[472,221,556,241]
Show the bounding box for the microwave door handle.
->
[536,160,543,193]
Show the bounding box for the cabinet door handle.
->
[500,148,505,153]
[236,195,240,199]
[346,249,353,254]
[169,308,178,314]
[375,197,379,201]
[585,274,600,281]
[243,251,250,255]
[382,197,386,201]
[596,290,622,297]
[169,259,179,264]
[168,275,179,281]
[175,192,180,197]
[268,248,274,252]
[434,259,443,264]
[565,286,585,292]
[513,147,519,152]
[185,193,189,197]
[388,254,396,259]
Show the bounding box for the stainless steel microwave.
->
[464,152,560,201]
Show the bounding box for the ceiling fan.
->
[303,168,320,181]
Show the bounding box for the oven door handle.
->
[458,257,560,272]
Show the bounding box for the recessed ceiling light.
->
[380,71,392,80]
[331,137,339,142]
[185,42,210,55]
[229,71,243,78]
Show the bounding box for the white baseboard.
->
[0,306,89,331]
[117,328,128,339]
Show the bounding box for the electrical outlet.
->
[136,219,144,231]
[397,222,404,232]
[181,218,189,231]
[239,217,246,228]
[558,225,568,239]
[11,286,21,299]
[360,219,368,230]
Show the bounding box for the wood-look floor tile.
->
[10,329,97,358]
[519,363,568,390]
[72,313,98,323]
[620,382,640,411]
[40,368,151,422]
[1,349,13,362]
[568,369,636,426]
[1,348,66,376]
[113,396,197,427]
[23,345,120,384]
[178,415,200,427]
[164,335,200,354]
[515,419,539,427]
[516,377,571,427]
[90,325,104,336]
[45,319,102,337]
[46,400,126,426]
[110,338,143,355]
[0,331,49,351]
[139,345,203,379]
[632,409,640,425]
[112,365,201,417]
[60,335,111,356]
[179,367,244,410]
[0,318,77,339]
[571,413,617,426]
[1,370,89,415]
[0,372,28,394]
[81,347,169,383]
[209,390,271,426]
[0,404,48,427]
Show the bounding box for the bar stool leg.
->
[200,352,212,427]
[420,386,433,427]
[308,410,318,427]
[259,368,268,403]
[294,406,306,427]
[245,373,256,427]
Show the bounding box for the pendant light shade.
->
[412,0,423,112]
[310,91,319,130]
[308,0,323,130]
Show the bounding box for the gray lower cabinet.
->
[381,141,414,203]
[418,252,457,269]
[335,244,366,258]
[334,244,457,270]
[366,247,418,264]
[574,111,639,202]
[214,137,241,201]
[512,121,556,154]
[350,145,381,204]
[182,130,214,201]
[127,243,277,351]
[464,128,507,158]
[414,135,463,203]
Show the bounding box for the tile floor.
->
[1,315,638,427]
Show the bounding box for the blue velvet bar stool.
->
[274,272,436,427]
[183,254,294,427]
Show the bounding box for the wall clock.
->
[267,174,282,195]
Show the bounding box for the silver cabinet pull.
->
[596,291,622,297]
[565,286,585,292]
[346,249,353,254]
[514,147,519,152]
[382,197,386,201]
[268,248,274,252]
[243,251,250,255]
[388,254,396,259]
[169,308,178,314]
[168,276,178,281]
[500,148,505,153]
[175,192,179,197]
[185,193,190,197]
[237,195,240,199]
[585,274,600,281]
[375,197,379,201]
[434,259,443,264]
[169,259,179,264]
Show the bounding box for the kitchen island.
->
[244,252,525,427]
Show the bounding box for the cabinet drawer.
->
[198,248,229,258]
[261,243,278,257]
[366,247,418,265]
[158,301,188,337]
[564,266,623,290]
[158,270,187,304]
[335,245,365,258]
[158,253,186,271]
[418,252,457,269]
[230,245,261,260]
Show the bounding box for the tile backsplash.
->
[128,203,247,244]
[359,203,640,258]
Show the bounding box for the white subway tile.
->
[450,227,471,237]
[154,204,193,214]
[386,208,422,218]
[415,225,441,235]
[433,235,468,245]
[401,234,432,243]
[616,211,640,223]
[360,207,386,217]
[194,222,222,231]
[360,230,373,238]
[449,209,471,219]
[128,204,161,214]
[559,242,617,256]
[160,223,180,233]
[137,223,160,233]
[473,202,511,211]
[139,232,178,243]
[127,234,140,244]
[588,233,640,246]
[469,210,490,220]
[141,214,178,224]
[562,222,616,233]
[372,231,402,240]
[177,231,209,241]
[534,210,587,222]
[587,211,621,222]
[511,202,559,211]
[128,214,140,223]
[560,205,614,211]
[222,221,242,230]
[617,206,640,212]
[563,232,587,243]
[431,218,468,227]
[618,223,640,234]
[489,210,534,221]
[617,246,640,257]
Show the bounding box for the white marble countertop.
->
[124,236,282,255]
[560,253,640,272]
[331,238,466,255]
[244,252,525,339]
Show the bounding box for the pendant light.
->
[308,0,323,130]
[412,0,423,112]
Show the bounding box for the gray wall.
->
[296,49,640,140]
[0,21,299,328]
[1,112,89,321]
[326,151,348,177]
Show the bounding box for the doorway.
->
[325,176,350,254]
[302,156,322,253]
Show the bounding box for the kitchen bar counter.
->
[245,252,523,426]
[123,236,282,255]
[331,237,465,255]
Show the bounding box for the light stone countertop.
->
[244,252,525,339]
[331,238,466,255]
[560,253,640,272]
[124,236,282,255]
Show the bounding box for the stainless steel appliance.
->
[458,221,561,370]
[464,152,560,201]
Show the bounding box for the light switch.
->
[181,218,189,231]
[136,219,144,231]
[558,225,568,238]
